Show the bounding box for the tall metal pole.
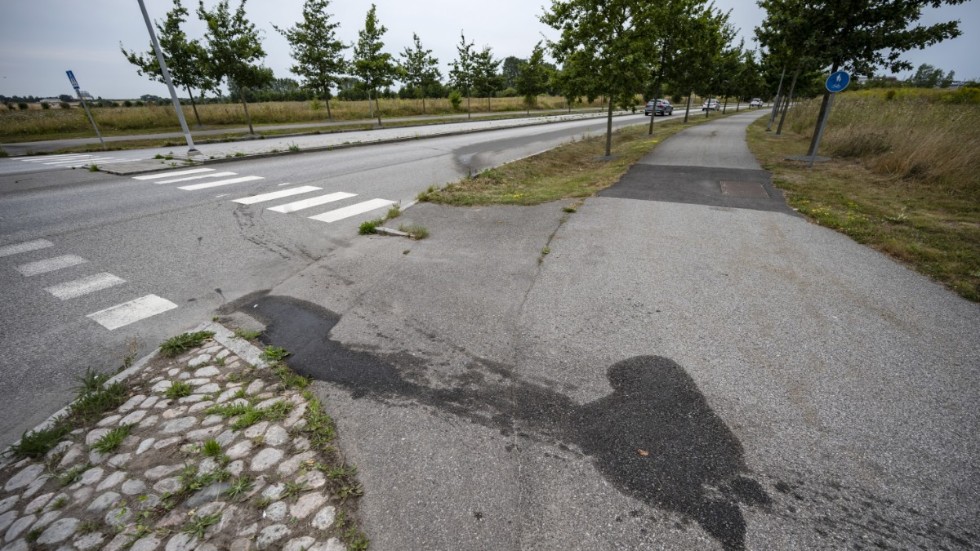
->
[808,92,835,168]
[137,0,200,157]
[76,92,106,151]
[767,65,787,132]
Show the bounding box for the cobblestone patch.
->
[0,330,366,550]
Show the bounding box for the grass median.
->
[747,88,980,301]
[417,110,737,206]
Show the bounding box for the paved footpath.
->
[0,323,355,551]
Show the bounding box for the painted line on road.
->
[16,254,88,276]
[44,157,116,165]
[45,272,126,300]
[268,191,355,213]
[0,239,53,258]
[20,155,91,163]
[154,171,237,184]
[233,186,322,205]
[132,168,215,180]
[308,198,394,223]
[86,294,178,330]
[179,175,264,191]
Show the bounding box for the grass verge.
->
[416,113,724,206]
[746,100,979,301]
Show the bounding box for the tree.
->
[757,0,967,155]
[121,0,212,126]
[449,32,476,118]
[909,63,955,88]
[197,0,270,134]
[660,3,732,122]
[472,46,502,112]
[352,4,397,127]
[399,33,441,114]
[516,42,549,114]
[542,0,663,157]
[501,56,524,89]
[274,0,347,119]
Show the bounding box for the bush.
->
[123,100,133,107]
[499,87,519,98]
[17,102,28,110]
[448,90,462,111]
[41,102,50,109]
[59,102,70,109]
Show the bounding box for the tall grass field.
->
[749,87,980,301]
[0,96,590,142]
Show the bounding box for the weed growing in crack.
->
[92,424,133,453]
[165,381,192,400]
[160,331,214,357]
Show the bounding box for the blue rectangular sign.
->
[66,70,79,91]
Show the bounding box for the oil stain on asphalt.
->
[235,293,770,550]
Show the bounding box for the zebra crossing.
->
[0,238,176,330]
[18,153,142,168]
[135,168,396,225]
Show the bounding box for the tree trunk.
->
[326,96,333,120]
[767,65,787,132]
[487,95,491,113]
[240,92,254,135]
[375,92,382,127]
[684,93,692,123]
[736,98,741,112]
[722,97,728,113]
[807,62,839,156]
[776,66,801,135]
[705,96,710,118]
[467,93,471,119]
[422,96,426,115]
[604,93,614,158]
[185,85,202,127]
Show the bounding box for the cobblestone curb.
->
[0,324,363,551]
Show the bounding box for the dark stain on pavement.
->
[235,293,768,550]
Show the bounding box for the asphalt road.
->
[230,110,978,549]
[0,112,652,447]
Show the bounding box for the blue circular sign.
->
[826,71,851,93]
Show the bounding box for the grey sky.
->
[0,0,977,99]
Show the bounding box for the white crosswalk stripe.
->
[44,156,116,165]
[20,154,91,163]
[268,192,356,213]
[16,254,88,276]
[309,198,395,223]
[154,171,237,184]
[133,168,215,180]
[45,272,126,300]
[179,175,264,191]
[0,239,53,257]
[86,294,178,330]
[232,186,322,205]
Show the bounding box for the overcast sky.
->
[0,0,977,99]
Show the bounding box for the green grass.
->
[91,424,132,453]
[159,331,215,357]
[747,91,979,301]
[183,512,222,539]
[201,438,222,457]
[224,475,254,500]
[205,399,293,430]
[398,224,430,240]
[261,346,290,363]
[358,218,384,235]
[417,114,718,206]
[233,328,262,340]
[164,380,192,400]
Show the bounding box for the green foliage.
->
[449,32,475,114]
[202,438,222,457]
[261,346,290,362]
[516,42,550,112]
[358,218,383,234]
[399,33,441,114]
[352,4,397,125]
[398,224,429,240]
[92,424,133,453]
[160,330,214,357]
[233,328,261,340]
[165,380,193,399]
[224,475,254,500]
[448,90,462,111]
[274,0,347,118]
[183,512,222,539]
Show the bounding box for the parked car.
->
[749,98,763,107]
[701,99,720,111]
[644,99,673,116]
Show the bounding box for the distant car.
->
[701,99,720,111]
[644,99,673,116]
[749,98,763,107]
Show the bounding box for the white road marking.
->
[154,171,236,184]
[45,272,126,300]
[132,168,214,180]
[16,254,88,276]
[278,182,294,186]
[308,198,395,223]
[215,194,229,198]
[268,192,355,213]
[233,186,322,206]
[179,175,264,191]
[21,154,90,163]
[44,157,117,165]
[0,239,53,257]
[86,294,177,330]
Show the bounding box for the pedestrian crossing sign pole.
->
[809,70,851,167]
[65,70,106,151]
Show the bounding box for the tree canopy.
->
[352,4,397,126]
[274,0,347,118]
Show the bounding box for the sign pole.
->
[66,71,106,151]
[809,70,851,168]
[137,0,200,157]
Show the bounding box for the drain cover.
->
[719,181,769,198]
